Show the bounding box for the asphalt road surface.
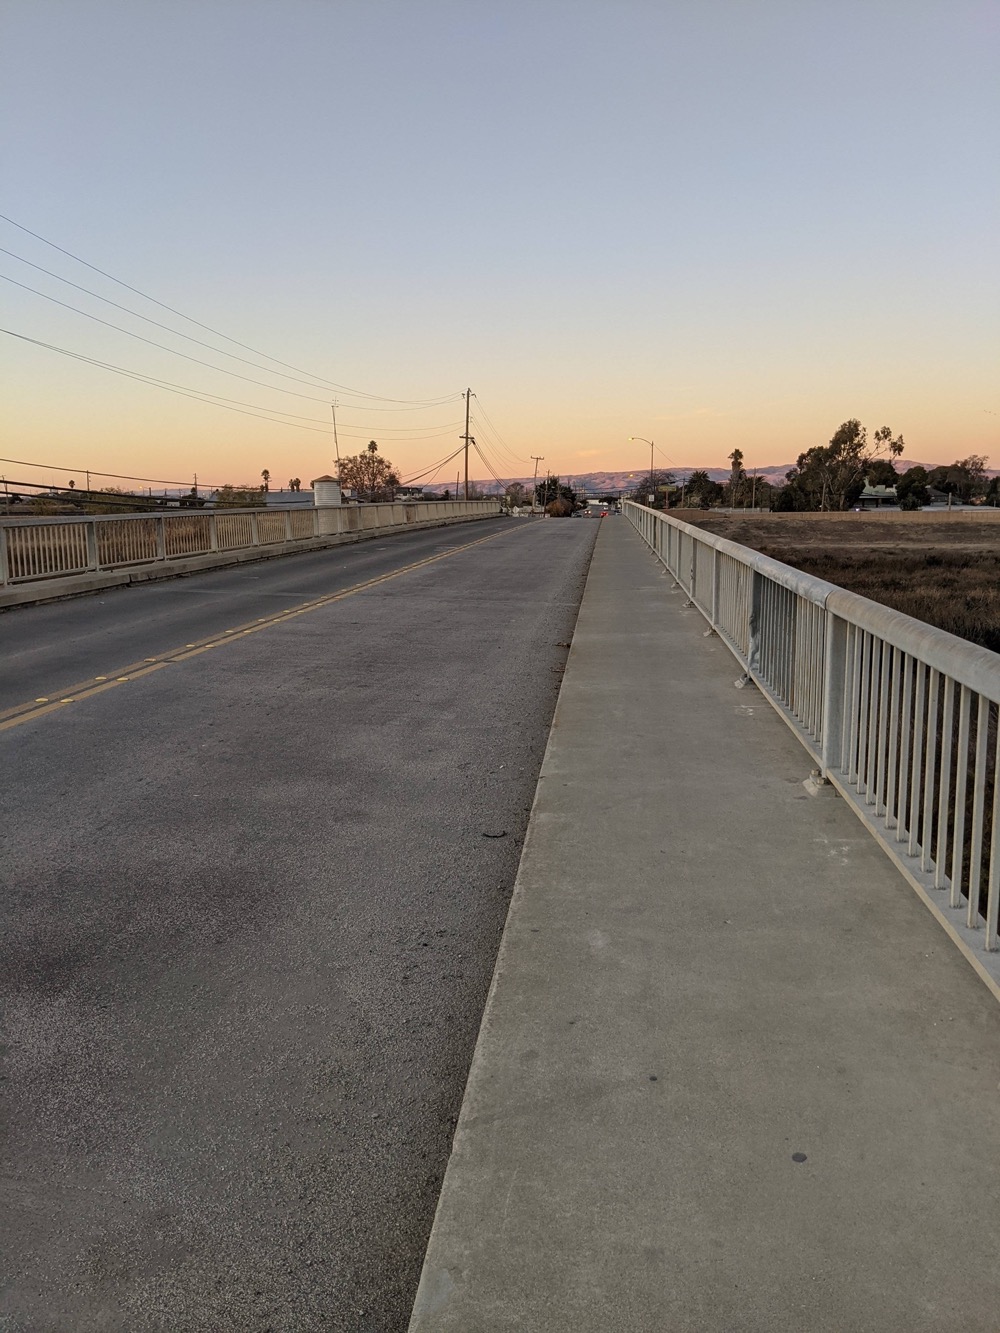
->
[1,517,598,1332]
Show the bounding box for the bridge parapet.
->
[625,500,1000,988]
[0,499,502,607]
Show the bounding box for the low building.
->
[858,484,897,509]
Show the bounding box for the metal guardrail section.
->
[0,502,499,590]
[625,501,1000,979]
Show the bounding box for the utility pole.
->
[460,388,473,500]
[331,401,341,471]
[531,455,544,513]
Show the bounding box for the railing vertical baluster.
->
[950,686,971,909]
[848,627,863,784]
[921,669,940,873]
[874,641,890,815]
[985,712,1000,950]
[896,656,914,842]
[967,694,989,928]
[908,663,927,854]
[864,635,881,803]
[856,632,872,794]
[935,679,955,890]
[885,647,901,829]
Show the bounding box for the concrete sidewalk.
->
[410,518,1000,1332]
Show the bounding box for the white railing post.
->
[747,570,764,678]
[688,540,697,606]
[0,525,8,587]
[710,547,720,631]
[284,511,293,541]
[85,520,99,572]
[209,514,219,552]
[820,610,848,779]
[250,512,260,547]
[156,516,166,562]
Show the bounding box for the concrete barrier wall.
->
[0,500,501,609]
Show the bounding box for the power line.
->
[0,477,207,511]
[472,425,526,481]
[0,245,350,395]
[470,416,524,474]
[0,212,458,405]
[400,445,466,485]
[0,458,233,489]
[1,328,464,440]
[1,244,463,413]
[1,275,366,404]
[471,396,526,463]
[472,440,509,493]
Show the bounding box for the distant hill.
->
[426,459,997,496]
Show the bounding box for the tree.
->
[212,484,266,508]
[504,482,528,507]
[686,470,724,509]
[866,459,899,488]
[338,441,400,502]
[785,420,905,511]
[627,470,674,509]
[727,449,746,506]
[535,474,578,508]
[895,466,930,510]
[261,469,270,493]
[927,456,988,503]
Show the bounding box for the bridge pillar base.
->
[804,769,836,798]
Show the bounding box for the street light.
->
[629,436,655,505]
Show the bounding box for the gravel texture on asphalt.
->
[1,517,598,1332]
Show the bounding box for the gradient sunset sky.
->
[2,1,997,493]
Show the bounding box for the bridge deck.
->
[411,517,1000,1332]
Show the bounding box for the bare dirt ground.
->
[681,512,1000,653]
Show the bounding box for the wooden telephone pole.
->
[531,455,544,513]
[460,388,474,499]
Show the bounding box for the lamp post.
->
[629,437,655,505]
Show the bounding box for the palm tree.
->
[261,468,270,493]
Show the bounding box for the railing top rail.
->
[825,585,1000,701]
[0,497,498,529]
[622,501,837,607]
[623,500,1000,701]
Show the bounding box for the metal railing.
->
[625,501,1000,976]
[0,500,499,591]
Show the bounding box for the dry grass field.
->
[682,512,1000,654]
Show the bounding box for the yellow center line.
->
[0,526,519,733]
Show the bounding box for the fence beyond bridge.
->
[624,500,1000,991]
